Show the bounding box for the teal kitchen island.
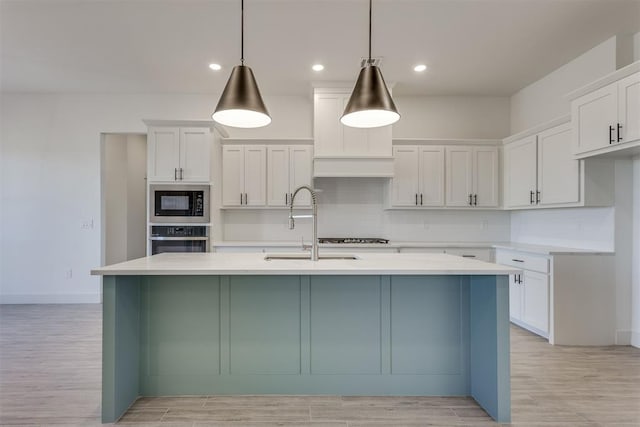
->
[91,252,518,423]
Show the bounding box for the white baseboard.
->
[631,331,640,348]
[0,293,101,304]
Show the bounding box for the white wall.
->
[632,155,640,347]
[510,37,618,133]
[634,31,640,61]
[222,178,511,243]
[0,91,510,303]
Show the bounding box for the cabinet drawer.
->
[444,248,493,262]
[495,250,549,273]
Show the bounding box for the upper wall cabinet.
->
[569,63,640,158]
[503,118,614,210]
[222,145,267,207]
[148,127,211,183]
[391,146,444,207]
[267,145,313,207]
[313,88,393,177]
[445,146,499,208]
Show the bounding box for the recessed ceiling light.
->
[414,64,427,72]
[312,64,325,72]
[209,63,222,71]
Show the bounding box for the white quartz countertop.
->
[211,240,612,254]
[91,252,521,276]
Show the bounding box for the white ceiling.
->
[1,0,639,96]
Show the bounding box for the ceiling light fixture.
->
[209,63,222,71]
[212,0,271,128]
[414,64,427,72]
[312,64,325,72]
[341,0,399,128]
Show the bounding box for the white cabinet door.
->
[179,128,210,182]
[418,146,445,206]
[314,94,344,156]
[267,146,290,207]
[148,127,180,182]
[391,146,420,206]
[222,145,245,206]
[537,122,579,205]
[522,270,549,334]
[445,147,473,207]
[243,146,267,206]
[505,136,537,208]
[289,146,312,207]
[572,84,617,155]
[509,274,522,321]
[618,72,640,144]
[473,147,499,207]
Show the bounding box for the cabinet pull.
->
[244,193,248,205]
[462,254,476,258]
[285,193,288,205]
[530,190,534,204]
[536,190,540,204]
[468,194,473,206]
[512,258,524,263]
[174,168,178,180]
[240,193,243,205]
[179,168,184,180]
[415,194,418,206]
[617,123,623,142]
[420,194,423,205]
[473,194,477,206]
[609,125,615,144]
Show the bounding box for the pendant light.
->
[341,0,400,128]
[212,0,271,128]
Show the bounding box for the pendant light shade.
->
[212,65,271,128]
[341,0,399,128]
[212,0,271,128]
[341,64,399,128]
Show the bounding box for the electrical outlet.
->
[81,219,94,229]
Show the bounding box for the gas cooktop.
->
[318,238,389,244]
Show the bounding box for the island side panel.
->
[140,276,220,395]
[469,274,511,423]
[102,275,141,423]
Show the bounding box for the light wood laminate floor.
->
[0,304,639,426]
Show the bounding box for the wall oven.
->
[150,226,208,255]
[150,184,210,223]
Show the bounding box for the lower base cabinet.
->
[497,248,616,345]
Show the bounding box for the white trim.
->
[565,61,640,100]
[631,331,640,348]
[0,294,101,304]
[502,115,571,145]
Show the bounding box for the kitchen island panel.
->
[390,276,466,376]
[229,276,301,374]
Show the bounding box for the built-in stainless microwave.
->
[149,185,210,223]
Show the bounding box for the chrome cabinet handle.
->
[609,125,615,144]
[618,123,623,142]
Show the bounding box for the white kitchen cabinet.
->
[570,67,640,158]
[148,126,211,182]
[444,248,493,262]
[504,120,613,209]
[390,146,444,207]
[314,90,392,157]
[495,247,615,345]
[445,146,498,207]
[267,145,313,207]
[222,145,266,207]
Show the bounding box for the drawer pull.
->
[512,259,524,263]
[462,255,476,258]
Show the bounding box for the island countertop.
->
[92,252,520,276]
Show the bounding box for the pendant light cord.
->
[368,0,372,63]
[241,0,244,65]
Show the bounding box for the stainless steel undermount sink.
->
[264,254,359,261]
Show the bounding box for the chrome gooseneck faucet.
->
[288,185,318,261]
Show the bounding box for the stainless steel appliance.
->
[149,226,208,255]
[149,185,210,223]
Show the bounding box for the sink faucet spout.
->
[288,185,318,261]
